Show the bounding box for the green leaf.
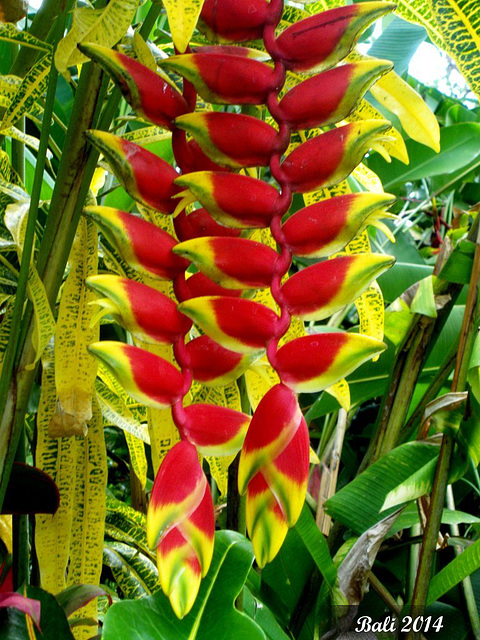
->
[103,541,159,599]
[439,239,475,284]
[243,590,291,640]
[410,275,437,318]
[369,123,480,189]
[0,23,52,51]
[391,502,480,535]
[105,495,151,557]
[0,585,74,639]
[102,531,266,640]
[367,15,427,75]
[294,504,337,590]
[427,538,480,606]
[324,441,440,533]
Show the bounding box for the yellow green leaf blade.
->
[370,70,440,152]
[50,217,98,435]
[54,0,139,74]
[0,53,52,131]
[162,0,206,53]
[0,22,52,51]
[27,265,56,368]
[395,0,445,48]
[35,346,77,595]
[67,401,107,640]
[429,0,480,100]
[125,431,147,489]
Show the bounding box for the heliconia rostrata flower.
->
[83,0,397,617]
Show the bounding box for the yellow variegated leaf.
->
[0,515,12,553]
[55,0,139,74]
[0,126,39,150]
[162,0,206,53]
[306,0,345,11]
[370,71,440,152]
[35,346,77,594]
[344,231,385,354]
[347,98,409,164]
[0,53,52,131]
[279,5,309,31]
[125,430,147,489]
[352,163,385,194]
[132,30,157,71]
[0,74,21,101]
[190,381,241,495]
[90,168,106,197]
[0,23,51,51]
[67,400,107,640]
[395,0,445,48]
[326,378,351,411]
[27,266,56,368]
[0,299,13,371]
[96,379,150,443]
[4,199,29,243]
[429,0,480,100]
[121,126,171,145]
[245,362,280,411]
[50,217,98,436]
[146,406,181,474]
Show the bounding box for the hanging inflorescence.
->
[81,0,397,618]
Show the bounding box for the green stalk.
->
[0,11,66,509]
[0,1,162,511]
[445,486,480,639]
[400,337,458,442]
[409,221,480,634]
[361,216,480,471]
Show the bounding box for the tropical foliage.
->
[0,0,479,638]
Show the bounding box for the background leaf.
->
[102,530,266,640]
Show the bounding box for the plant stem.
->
[0,10,66,509]
[400,337,458,442]
[409,217,480,633]
[445,486,480,639]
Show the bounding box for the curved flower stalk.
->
[83,0,397,617]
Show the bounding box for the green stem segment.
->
[409,221,480,632]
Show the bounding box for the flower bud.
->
[276,333,386,393]
[199,0,274,43]
[181,404,250,456]
[88,342,184,408]
[275,2,395,72]
[147,441,214,618]
[187,335,257,386]
[85,131,180,213]
[178,296,279,354]
[282,192,396,258]
[279,59,392,130]
[79,44,188,129]
[281,120,390,193]
[175,112,280,168]
[86,275,191,343]
[158,53,282,105]
[181,272,243,301]
[281,254,395,320]
[175,208,241,242]
[174,172,281,229]
[84,206,189,279]
[238,384,309,567]
[174,236,278,290]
